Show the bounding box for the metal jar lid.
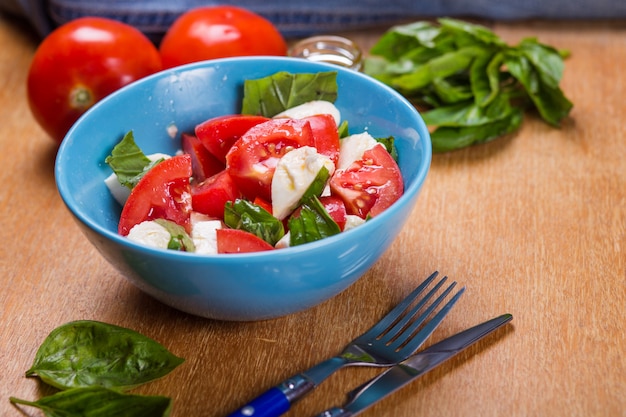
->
[288,35,363,71]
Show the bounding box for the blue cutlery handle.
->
[227,388,290,417]
[227,375,315,417]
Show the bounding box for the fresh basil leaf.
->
[25,321,184,391]
[370,21,441,61]
[154,219,195,252]
[517,38,564,89]
[300,166,331,202]
[104,131,155,189]
[375,136,399,161]
[337,120,350,138]
[364,17,573,152]
[288,196,341,246]
[430,107,523,152]
[10,387,172,417]
[224,199,284,246]
[504,51,573,126]
[470,50,503,107]
[241,71,338,117]
[431,76,474,104]
[393,45,486,92]
[422,93,511,128]
[438,17,506,48]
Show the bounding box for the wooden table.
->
[1,14,624,417]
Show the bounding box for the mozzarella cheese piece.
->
[105,153,172,206]
[343,215,366,231]
[191,219,222,255]
[337,132,378,170]
[275,231,291,249]
[127,221,171,249]
[274,100,341,126]
[271,146,335,220]
[104,174,132,206]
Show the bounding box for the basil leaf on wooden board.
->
[504,44,573,126]
[430,107,523,153]
[10,386,172,417]
[25,321,184,391]
[364,18,573,152]
[241,71,338,117]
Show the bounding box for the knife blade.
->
[315,313,513,417]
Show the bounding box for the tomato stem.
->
[69,85,94,110]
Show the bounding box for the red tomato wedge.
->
[181,132,224,182]
[216,228,275,253]
[319,196,348,231]
[302,114,341,166]
[118,154,193,236]
[329,144,404,219]
[253,196,273,214]
[195,114,269,163]
[225,118,315,201]
[191,169,240,219]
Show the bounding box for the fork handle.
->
[227,375,315,417]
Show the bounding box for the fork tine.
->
[360,271,440,338]
[393,285,465,355]
[383,280,457,348]
[376,275,450,345]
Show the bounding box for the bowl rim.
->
[55,56,432,260]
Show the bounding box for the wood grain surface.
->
[1,15,624,417]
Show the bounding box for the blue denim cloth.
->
[2,0,626,39]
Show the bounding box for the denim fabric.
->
[2,0,626,39]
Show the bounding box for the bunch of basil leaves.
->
[364,18,573,152]
[10,321,184,416]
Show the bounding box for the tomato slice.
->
[225,118,314,201]
[191,169,240,219]
[319,196,347,231]
[216,228,275,253]
[119,154,193,236]
[302,114,340,166]
[181,132,224,182]
[195,114,269,163]
[253,196,273,214]
[329,144,404,218]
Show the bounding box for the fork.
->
[227,271,465,417]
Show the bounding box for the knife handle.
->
[227,375,315,417]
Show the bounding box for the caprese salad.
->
[104,71,403,254]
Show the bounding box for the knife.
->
[314,313,513,417]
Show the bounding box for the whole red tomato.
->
[159,6,287,69]
[27,17,162,144]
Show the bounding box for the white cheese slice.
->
[105,153,172,206]
[190,217,222,255]
[127,221,171,249]
[271,146,335,220]
[104,173,132,206]
[343,215,366,231]
[275,231,291,249]
[274,100,341,126]
[337,132,379,171]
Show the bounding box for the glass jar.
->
[288,35,363,71]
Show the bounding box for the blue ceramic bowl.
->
[55,57,431,321]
